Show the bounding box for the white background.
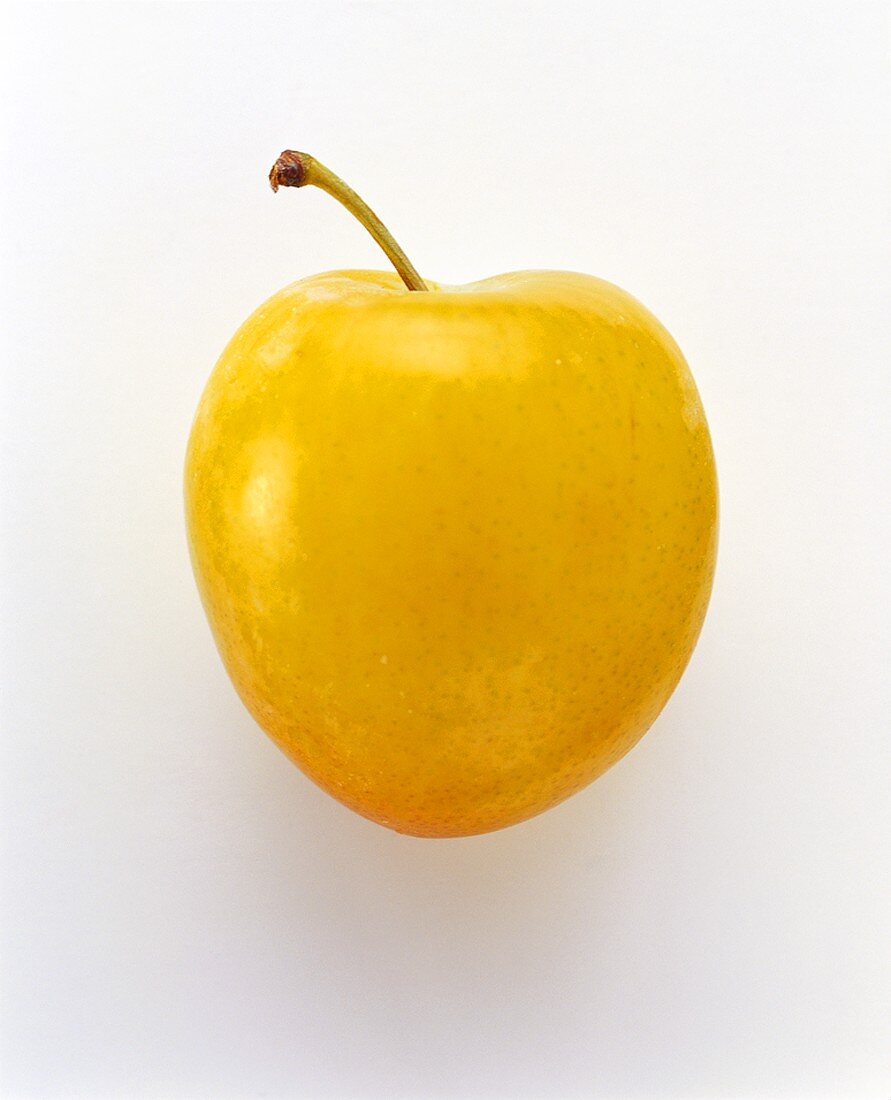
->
[1,2,889,1096]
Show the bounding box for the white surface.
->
[1,2,889,1096]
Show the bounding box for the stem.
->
[269,151,428,292]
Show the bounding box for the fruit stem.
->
[269,151,428,292]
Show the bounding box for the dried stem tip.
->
[269,150,308,191]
